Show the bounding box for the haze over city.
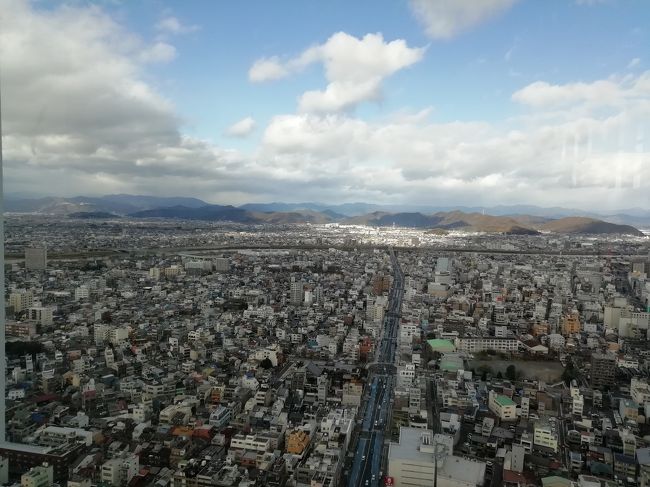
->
[1,0,649,211]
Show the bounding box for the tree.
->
[6,341,44,358]
[562,361,579,386]
[260,358,274,370]
[496,371,503,379]
[505,365,517,381]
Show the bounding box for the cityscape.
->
[0,210,649,487]
[2,0,650,486]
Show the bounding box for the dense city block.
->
[3,218,650,487]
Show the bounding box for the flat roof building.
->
[388,427,486,487]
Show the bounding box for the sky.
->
[1,0,650,211]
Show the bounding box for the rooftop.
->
[495,395,515,407]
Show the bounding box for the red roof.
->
[503,470,526,484]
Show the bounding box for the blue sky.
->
[2,0,650,209]
[119,0,648,142]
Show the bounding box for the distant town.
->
[3,211,650,487]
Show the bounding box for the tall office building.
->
[25,245,47,270]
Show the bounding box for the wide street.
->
[348,251,404,487]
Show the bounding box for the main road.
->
[348,250,404,487]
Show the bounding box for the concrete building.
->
[637,448,650,487]
[342,381,363,407]
[9,290,34,313]
[290,277,304,306]
[511,444,525,473]
[488,391,517,421]
[534,420,558,452]
[27,307,53,326]
[21,463,53,487]
[455,337,519,354]
[591,353,616,389]
[286,430,310,455]
[100,454,139,487]
[209,406,232,429]
[562,312,581,336]
[388,427,486,487]
[74,286,89,301]
[6,321,37,339]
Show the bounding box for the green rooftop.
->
[541,476,573,487]
[426,339,456,352]
[495,395,515,406]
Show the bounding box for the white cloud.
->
[0,0,255,199]
[256,71,650,209]
[156,16,199,35]
[139,41,176,63]
[250,32,425,112]
[3,0,650,209]
[249,57,290,82]
[512,74,650,112]
[226,117,256,137]
[628,57,641,69]
[512,79,622,107]
[409,0,517,39]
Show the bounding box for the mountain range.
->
[4,194,647,236]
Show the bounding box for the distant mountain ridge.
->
[5,194,208,215]
[129,206,644,235]
[345,211,643,236]
[4,194,647,235]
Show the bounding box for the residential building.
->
[591,353,616,389]
[286,430,310,455]
[562,312,581,336]
[534,420,558,452]
[9,290,34,313]
[21,463,53,487]
[100,454,139,487]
